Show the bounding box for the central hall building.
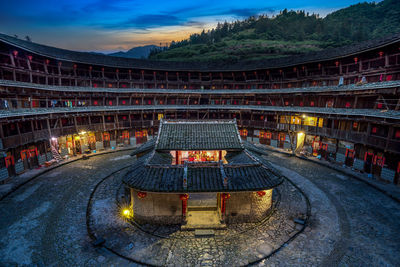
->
[123,120,283,227]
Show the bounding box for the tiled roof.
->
[1,79,399,95]
[1,32,399,71]
[130,138,156,156]
[155,120,244,151]
[1,105,400,120]
[122,150,283,192]
[147,151,173,165]
[224,151,256,165]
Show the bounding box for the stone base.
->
[134,214,182,225]
[226,207,272,224]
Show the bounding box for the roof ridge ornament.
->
[154,118,164,149]
[183,161,188,189]
[219,160,228,188]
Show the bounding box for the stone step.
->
[187,206,217,211]
[181,223,227,231]
[194,229,215,237]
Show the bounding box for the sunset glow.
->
[0,0,382,52]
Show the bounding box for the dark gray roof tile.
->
[1,32,399,71]
[155,120,244,151]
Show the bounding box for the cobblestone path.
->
[0,150,399,266]
[0,150,136,266]
[263,152,400,267]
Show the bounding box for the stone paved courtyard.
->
[0,149,399,266]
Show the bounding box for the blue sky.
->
[0,0,381,52]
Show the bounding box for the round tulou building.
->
[123,119,283,227]
[0,32,399,186]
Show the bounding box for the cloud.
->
[97,13,205,30]
[126,14,183,28]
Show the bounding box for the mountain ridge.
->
[146,0,400,62]
[108,45,159,59]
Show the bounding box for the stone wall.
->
[131,189,182,224]
[226,190,273,223]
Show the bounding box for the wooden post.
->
[57,62,62,86]
[74,116,78,132]
[102,114,106,131]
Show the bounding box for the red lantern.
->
[122,100,126,105]
[354,57,358,63]
[179,194,189,201]
[221,193,230,199]
[12,50,18,57]
[45,59,50,65]
[257,191,266,197]
[335,61,339,67]
[27,55,32,61]
[395,130,400,139]
[137,192,147,199]
[379,51,384,57]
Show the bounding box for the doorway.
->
[186,193,222,229]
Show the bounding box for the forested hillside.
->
[148,0,400,62]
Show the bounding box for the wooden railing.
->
[1,120,398,154]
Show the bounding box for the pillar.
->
[180,194,189,221]
[220,193,230,221]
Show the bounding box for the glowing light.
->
[79,131,87,135]
[51,137,57,141]
[123,209,131,217]
[302,114,306,118]
[119,202,133,220]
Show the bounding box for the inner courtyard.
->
[0,146,399,266]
